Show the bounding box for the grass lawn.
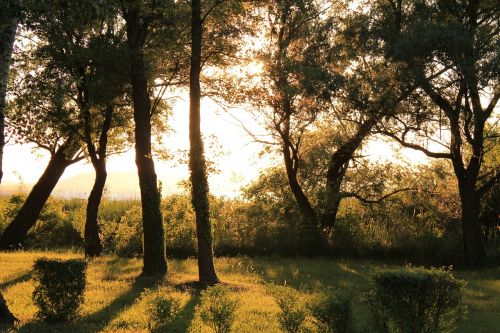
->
[0,251,499,332]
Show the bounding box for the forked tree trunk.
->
[124,3,167,276]
[0,141,79,249]
[189,0,218,286]
[322,117,377,228]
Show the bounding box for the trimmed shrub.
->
[198,285,238,333]
[32,258,87,322]
[270,285,307,333]
[145,292,181,331]
[308,288,353,333]
[367,267,466,333]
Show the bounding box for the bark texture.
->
[0,141,79,249]
[124,3,167,276]
[83,105,113,257]
[0,14,18,184]
[189,0,219,286]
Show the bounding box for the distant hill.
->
[0,171,184,199]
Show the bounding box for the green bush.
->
[198,285,238,333]
[112,207,143,257]
[145,291,181,331]
[308,289,353,333]
[367,267,466,333]
[32,258,87,322]
[270,285,307,333]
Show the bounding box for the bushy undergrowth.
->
[367,267,466,333]
[32,258,87,322]
[308,288,353,333]
[142,289,181,331]
[269,285,307,333]
[0,170,497,264]
[198,285,238,333]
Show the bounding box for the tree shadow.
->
[15,274,162,333]
[0,271,32,291]
[162,290,200,333]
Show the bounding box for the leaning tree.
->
[0,38,86,249]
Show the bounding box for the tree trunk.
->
[0,142,78,249]
[0,5,20,323]
[84,160,106,257]
[0,15,18,184]
[189,0,218,286]
[124,4,167,276]
[0,292,16,324]
[282,140,323,254]
[322,117,377,228]
[458,179,487,267]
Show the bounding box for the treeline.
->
[0,0,498,290]
[0,161,498,264]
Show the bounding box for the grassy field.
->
[0,251,499,332]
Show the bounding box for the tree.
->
[63,3,130,258]
[371,0,499,266]
[235,0,407,251]
[0,1,23,319]
[0,46,85,248]
[0,0,132,256]
[0,0,20,184]
[189,0,218,285]
[185,0,250,283]
[122,0,169,276]
[253,0,330,250]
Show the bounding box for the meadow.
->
[1,251,499,332]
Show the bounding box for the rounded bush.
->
[32,258,87,322]
[367,267,466,333]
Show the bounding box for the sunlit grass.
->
[0,252,499,332]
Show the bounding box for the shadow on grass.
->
[16,273,162,333]
[0,271,32,291]
[163,290,200,333]
[99,257,141,281]
[254,257,374,291]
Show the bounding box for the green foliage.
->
[367,267,466,333]
[32,258,87,322]
[144,290,181,331]
[163,195,197,257]
[26,198,82,249]
[308,289,353,333]
[0,195,83,249]
[269,285,307,333]
[111,206,143,258]
[198,285,238,333]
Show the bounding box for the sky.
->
[1,96,280,197]
[2,92,432,199]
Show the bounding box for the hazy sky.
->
[2,93,431,197]
[2,96,277,197]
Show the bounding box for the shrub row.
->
[2,193,498,265]
[271,267,465,333]
[29,262,465,332]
